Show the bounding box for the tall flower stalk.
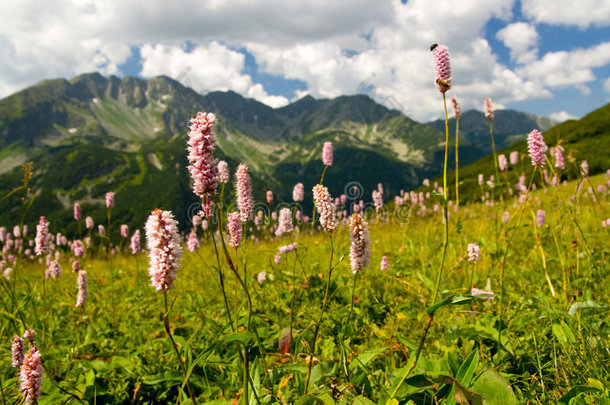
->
[452,95,462,215]
[305,184,337,392]
[145,209,197,404]
[390,44,452,396]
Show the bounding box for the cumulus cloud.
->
[496,22,539,64]
[139,42,288,107]
[549,111,577,122]
[522,0,610,28]
[517,42,610,94]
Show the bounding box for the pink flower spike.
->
[187,112,219,200]
[536,209,545,227]
[467,243,481,263]
[349,214,371,274]
[187,230,199,252]
[73,203,81,221]
[322,141,333,166]
[510,151,519,165]
[19,346,43,404]
[130,230,141,254]
[527,129,548,168]
[432,44,451,93]
[554,145,565,169]
[275,208,293,237]
[257,271,266,285]
[217,161,229,183]
[266,190,273,205]
[235,164,253,223]
[451,95,461,119]
[380,255,389,271]
[313,184,337,233]
[292,183,304,202]
[85,216,94,230]
[498,154,508,172]
[76,270,87,307]
[34,217,49,256]
[227,212,242,248]
[105,192,114,209]
[145,209,182,292]
[580,160,589,177]
[12,335,25,368]
[484,98,494,120]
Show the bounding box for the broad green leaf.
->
[219,331,253,346]
[552,322,576,346]
[559,385,602,403]
[471,368,518,405]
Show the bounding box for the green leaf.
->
[559,386,602,403]
[142,371,183,385]
[296,392,335,405]
[219,331,253,347]
[427,294,474,316]
[470,368,518,405]
[552,322,576,346]
[456,349,479,387]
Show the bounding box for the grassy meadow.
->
[1,164,608,404]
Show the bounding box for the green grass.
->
[1,171,608,404]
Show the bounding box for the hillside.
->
[0,73,553,233]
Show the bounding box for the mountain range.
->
[0,72,558,234]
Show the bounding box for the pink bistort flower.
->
[451,95,461,119]
[536,209,546,227]
[130,230,141,254]
[187,230,199,252]
[432,44,451,93]
[105,192,114,209]
[187,112,219,202]
[498,154,508,172]
[76,270,87,307]
[12,335,24,368]
[349,214,371,274]
[72,240,84,257]
[217,160,229,183]
[380,255,389,271]
[275,208,293,237]
[235,164,253,223]
[293,182,304,202]
[527,129,548,168]
[19,346,42,404]
[34,217,49,256]
[227,212,242,248]
[510,151,519,165]
[322,141,333,166]
[467,243,481,263]
[145,209,182,292]
[484,98,494,120]
[313,184,337,233]
[85,216,94,230]
[73,203,81,221]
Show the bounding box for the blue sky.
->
[1,0,609,122]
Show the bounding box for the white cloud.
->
[0,0,608,120]
[549,111,577,122]
[140,43,289,107]
[522,0,610,28]
[496,22,539,64]
[517,42,610,93]
[604,78,610,93]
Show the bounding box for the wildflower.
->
[85,216,94,230]
[266,190,273,205]
[45,260,61,279]
[485,98,494,120]
[217,160,229,183]
[73,203,81,220]
[580,160,589,176]
[257,271,266,285]
[313,184,337,233]
[602,219,610,228]
[72,240,85,257]
[72,261,80,272]
[227,212,242,248]
[349,214,371,274]
[145,209,182,292]
[554,145,565,169]
[192,215,202,227]
[451,95,461,119]
[187,230,199,252]
[278,242,298,254]
[23,330,35,345]
[380,255,389,271]
[423,178,430,187]
[322,141,333,166]
[235,164,253,223]
[76,270,87,307]
[274,254,281,264]
[471,278,494,300]
[293,182,304,202]
[467,243,480,262]
[510,151,519,165]
[105,192,114,209]
[4,267,12,280]
[98,225,105,236]
[432,44,451,93]
[527,129,548,168]
[276,208,293,237]
[187,112,219,203]
[19,346,42,404]
[34,217,49,256]
[12,335,24,368]
[478,174,484,186]
[120,224,129,238]
[536,209,545,227]
[498,154,508,172]
[372,190,383,213]
[130,230,141,254]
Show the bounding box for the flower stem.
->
[305,233,334,393]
